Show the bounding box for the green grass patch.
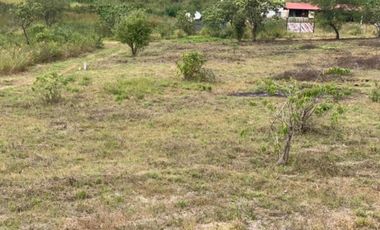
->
[324,67,352,76]
[105,77,171,101]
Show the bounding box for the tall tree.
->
[235,0,281,41]
[13,1,42,45]
[313,0,360,40]
[115,10,152,56]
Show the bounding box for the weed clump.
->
[324,67,352,76]
[370,83,380,102]
[32,72,65,104]
[177,51,216,82]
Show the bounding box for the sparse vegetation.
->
[370,83,380,102]
[177,51,216,82]
[324,67,352,76]
[269,81,348,164]
[32,72,65,103]
[0,0,379,229]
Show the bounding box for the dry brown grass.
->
[0,39,379,229]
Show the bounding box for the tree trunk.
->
[251,24,258,42]
[21,25,30,45]
[45,16,51,27]
[131,45,137,56]
[330,23,340,40]
[277,132,293,165]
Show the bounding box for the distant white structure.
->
[194,11,202,21]
[266,8,288,19]
[185,11,202,21]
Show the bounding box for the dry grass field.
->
[0,38,379,229]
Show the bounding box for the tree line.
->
[9,0,380,55]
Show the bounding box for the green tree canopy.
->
[115,10,152,56]
[13,0,42,45]
[204,0,281,41]
[312,0,362,39]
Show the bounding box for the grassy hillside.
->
[0,38,379,229]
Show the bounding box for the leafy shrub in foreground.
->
[32,72,64,103]
[177,51,216,82]
[269,81,348,164]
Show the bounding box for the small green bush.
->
[177,51,216,82]
[270,81,348,164]
[370,83,380,102]
[174,29,186,38]
[32,72,65,104]
[324,67,352,76]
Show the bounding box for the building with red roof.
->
[283,2,320,33]
[285,2,320,11]
[284,2,320,18]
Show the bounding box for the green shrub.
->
[270,81,347,164]
[174,29,186,38]
[370,83,380,102]
[32,72,65,104]
[324,67,352,76]
[177,51,216,82]
[165,3,181,17]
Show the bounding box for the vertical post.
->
[286,18,288,32]
[299,18,301,33]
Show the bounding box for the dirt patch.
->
[299,43,319,50]
[357,39,380,47]
[273,68,324,82]
[337,55,380,70]
[229,92,286,97]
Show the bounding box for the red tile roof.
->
[285,2,320,11]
